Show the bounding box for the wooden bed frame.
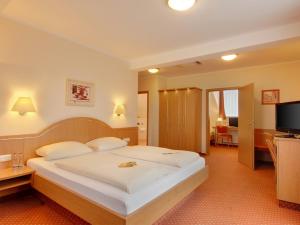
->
[0,117,208,225]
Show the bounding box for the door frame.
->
[138,91,149,145]
[206,86,240,154]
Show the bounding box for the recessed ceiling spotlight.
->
[221,54,238,61]
[168,0,196,11]
[148,68,160,74]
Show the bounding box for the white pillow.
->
[86,137,127,151]
[36,141,93,161]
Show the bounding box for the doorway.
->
[206,85,255,170]
[207,88,239,152]
[137,91,149,145]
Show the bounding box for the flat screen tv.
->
[229,117,238,127]
[276,101,300,134]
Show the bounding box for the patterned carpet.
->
[1,147,300,225]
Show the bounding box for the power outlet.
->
[123,137,131,143]
[0,154,12,162]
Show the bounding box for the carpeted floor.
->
[1,147,299,225]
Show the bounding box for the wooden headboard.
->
[0,117,138,162]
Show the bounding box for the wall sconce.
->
[11,97,36,116]
[115,104,125,116]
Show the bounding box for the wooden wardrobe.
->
[159,88,202,152]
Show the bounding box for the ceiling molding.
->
[130,22,300,70]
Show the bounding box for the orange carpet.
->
[1,147,300,225]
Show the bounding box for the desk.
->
[213,126,238,146]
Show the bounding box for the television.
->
[229,117,238,127]
[276,101,300,134]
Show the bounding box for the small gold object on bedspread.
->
[118,161,137,168]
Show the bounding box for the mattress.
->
[28,151,205,216]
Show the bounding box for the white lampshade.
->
[115,104,125,116]
[168,0,196,11]
[221,54,237,61]
[11,97,36,115]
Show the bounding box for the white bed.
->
[28,150,205,216]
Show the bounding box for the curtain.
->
[219,91,226,119]
[224,90,239,117]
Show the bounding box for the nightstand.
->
[0,166,34,198]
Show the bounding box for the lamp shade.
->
[11,97,36,115]
[115,104,125,116]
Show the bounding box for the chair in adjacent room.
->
[215,126,233,147]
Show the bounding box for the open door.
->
[238,84,255,169]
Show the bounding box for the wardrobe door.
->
[177,90,187,150]
[185,89,201,152]
[167,91,180,149]
[159,92,168,148]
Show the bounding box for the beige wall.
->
[139,60,300,152]
[166,60,300,152]
[0,18,137,136]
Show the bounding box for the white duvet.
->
[54,152,173,194]
[112,146,200,168]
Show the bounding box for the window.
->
[224,90,238,117]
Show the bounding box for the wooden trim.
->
[138,91,149,145]
[0,117,138,162]
[206,86,240,92]
[32,167,208,225]
[158,87,201,92]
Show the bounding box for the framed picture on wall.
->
[66,79,95,106]
[261,89,280,105]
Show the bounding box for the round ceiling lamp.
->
[221,54,238,61]
[148,68,160,74]
[168,0,196,11]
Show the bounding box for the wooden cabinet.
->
[0,166,34,198]
[275,138,300,204]
[159,88,202,152]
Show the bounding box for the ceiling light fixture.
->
[168,0,196,11]
[221,54,238,61]
[148,68,160,74]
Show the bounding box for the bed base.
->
[32,166,208,225]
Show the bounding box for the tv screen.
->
[276,101,300,134]
[229,117,238,127]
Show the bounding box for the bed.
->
[0,117,208,225]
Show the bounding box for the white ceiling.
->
[139,38,300,77]
[1,0,300,66]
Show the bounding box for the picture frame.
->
[66,79,95,106]
[261,89,280,105]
